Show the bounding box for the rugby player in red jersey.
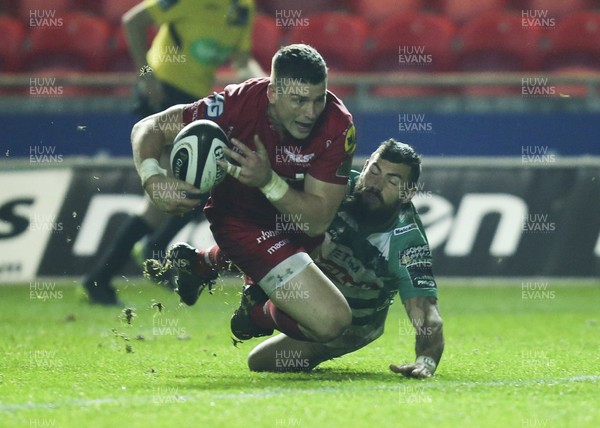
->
[132,44,356,343]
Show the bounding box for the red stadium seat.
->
[348,0,423,25]
[456,12,543,71]
[526,0,591,21]
[542,12,600,71]
[286,13,370,72]
[251,13,283,73]
[440,0,508,24]
[24,12,112,72]
[260,0,336,17]
[19,0,71,23]
[370,13,456,72]
[369,13,457,97]
[0,15,26,72]
[102,0,141,26]
[455,12,543,95]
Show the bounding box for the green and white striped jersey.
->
[316,172,438,327]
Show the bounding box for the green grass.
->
[1,278,599,428]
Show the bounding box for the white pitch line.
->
[1,375,598,413]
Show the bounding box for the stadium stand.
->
[369,12,457,97]
[286,12,370,72]
[541,11,600,71]
[527,0,592,19]
[454,11,543,95]
[23,12,111,73]
[101,0,140,26]
[347,0,423,25]
[2,0,600,98]
[285,12,370,97]
[257,0,340,17]
[18,0,71,23]
[0,14,26,72]
[251,13,283,73]
[438,0,508,24]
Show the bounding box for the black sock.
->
[86,215,152,285]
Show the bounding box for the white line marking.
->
[1,375,598,413]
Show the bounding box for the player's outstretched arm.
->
[220,136,346,237]
[390,296,444,379]
[132,105,201,214]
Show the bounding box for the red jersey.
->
[182,77,355,224]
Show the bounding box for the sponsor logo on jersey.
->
[205,92,224,118]
[415,279,436,289]
[399,245,432,268]
[394,224,417,236]
[344,123,356,155]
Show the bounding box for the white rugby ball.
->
[170,119,228,193]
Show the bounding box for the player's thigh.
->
[266,261,351,332]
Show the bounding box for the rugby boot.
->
[168,242,218,306]
[231,283,273,340]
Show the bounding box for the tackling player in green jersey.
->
[152,139,444,378]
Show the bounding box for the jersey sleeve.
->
[308,122,356,186]
[393,206,438,303]
[144,0,191,24]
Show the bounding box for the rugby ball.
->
[170,119,228,193]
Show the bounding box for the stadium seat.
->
[370,13,456,72]
[259,0,336,17]
[24,12,112,72]
[106,25,135,72]
[347,0,423,25]
[541,12,600,71]
[455,12,543,95]
[455,12,543,72]
[0,15,26,72]
[251,13,283,73]
[286,13,370,72]
[368,13,457,97]
[440,0,508,24]
[526,0,591,21]
[18,0,72,23]
[102,0,140,25]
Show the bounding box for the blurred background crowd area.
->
[1,0,600,100]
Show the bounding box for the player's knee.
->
[247,349,266,372]
[247,349,315,372]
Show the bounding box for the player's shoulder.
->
[223,77,269,99]
[391,204,428,244]
[191,77,267,122]
[324,89,353,126]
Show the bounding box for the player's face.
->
[267,79,327,139]
[355,156,415,213]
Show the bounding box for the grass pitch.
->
[1,277,599,428]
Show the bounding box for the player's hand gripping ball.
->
[170,120,228,193]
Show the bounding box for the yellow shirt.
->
[145,0,254,98]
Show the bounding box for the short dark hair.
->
[373,139,422,186]
[271,44,327,86]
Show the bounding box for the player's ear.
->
[399,184,416,204]
[360,157,371,173]
[267,83,277,104]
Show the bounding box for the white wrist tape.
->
[139,158,167,187]
[260,171,289,202]
[416,356,437,373]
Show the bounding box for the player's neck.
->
[266,104,295,141]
